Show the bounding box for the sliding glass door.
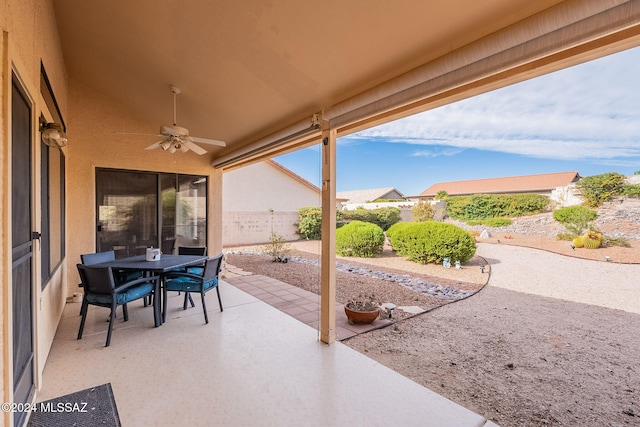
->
[96,169,207,258]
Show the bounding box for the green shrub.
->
[297,207,346,240]
[392,221,476,264]
[342,207,401,231]
[297,207,323,240]
[603,236,631,247]
[446,194,549,220]
[336,221,385,257]
[552,205,597,235]
[576,172,625,207]
[466,217,512,227]
[621,184,640,198]
[386,222,413,251]
[411,200,434,222]
[435,190,448,200]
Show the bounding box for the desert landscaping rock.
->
[225,249,472,300]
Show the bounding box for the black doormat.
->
[27,383,121,427]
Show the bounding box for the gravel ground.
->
[224,203,640,427]
[225,243,486,320]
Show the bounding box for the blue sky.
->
[275,46,640,196]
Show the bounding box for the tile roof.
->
[419,171,581,197]
[337,187,405,204]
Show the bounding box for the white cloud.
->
[411,147,464,158]
[344,47,640,162]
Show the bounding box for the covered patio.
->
[37,279,492,426]
[2,1,640,426]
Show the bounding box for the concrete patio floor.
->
[35,279,497,426]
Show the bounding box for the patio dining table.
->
[93,254,208,324]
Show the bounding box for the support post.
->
[319,121,336,344]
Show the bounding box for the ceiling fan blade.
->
[145,141,164,150]
[190,136,226,147]
[183,140,207,155]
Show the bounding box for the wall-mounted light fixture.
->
[41,123,68,148]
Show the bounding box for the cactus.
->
[582,230,602,249]
[572,236,584,248]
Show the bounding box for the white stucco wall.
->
[550,183,583,207]
[223,161,320,211]
[222,161,320,245]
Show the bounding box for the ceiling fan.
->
[144,85,226,155]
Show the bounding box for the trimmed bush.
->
[342,207,401,231]
[392,221,476,264]
[336,221,385,257]
[386,222,413,251]
[553,205,597,235]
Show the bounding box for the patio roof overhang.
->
[52,0,640,170]
[50,0,640,344]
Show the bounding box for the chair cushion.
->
[186,267,204,275]
[204,278,218,290]
[165,277,217,292]
[86,283,154,305]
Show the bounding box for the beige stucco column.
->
[319,122,336,344]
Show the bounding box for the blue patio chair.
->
[174,246,207,307]
[162,254,223,324]
[77,264,160,347]
[79,250,145,315]
[177,246,207,274]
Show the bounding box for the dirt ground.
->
[225,229,640,427]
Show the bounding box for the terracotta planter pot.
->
[344,304,380,324]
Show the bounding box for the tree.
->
[411,200,434,222]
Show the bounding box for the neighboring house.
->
[337,187,414,220]
[337,187,405,205]
[223,160,321,245]
[415,171,582,206]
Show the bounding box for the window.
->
[96,169,207,258]
[40,65,67,288]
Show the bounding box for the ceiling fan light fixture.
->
[141,85,226,155]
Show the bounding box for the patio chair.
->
[161,238,176,255]
[175,246,207,307]
[79,250,144,315]
[162,254,223,324]
[178,246,207,273]
[77,264,160,347]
